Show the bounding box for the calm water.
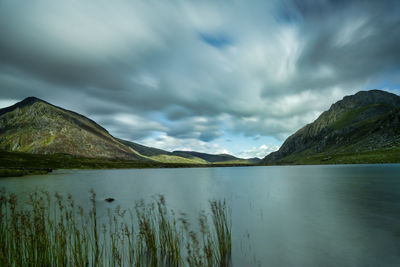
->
[1,164,400,266]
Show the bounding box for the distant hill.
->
[262,90,400,165]
[173,151,261,164]
[117,139,208,164]
[0,97,254,165]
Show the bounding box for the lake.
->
[1,164,400,266]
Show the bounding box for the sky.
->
[0,0,400,158]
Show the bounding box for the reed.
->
[0,189,231,266]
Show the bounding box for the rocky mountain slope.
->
[0,97,145,160]
[262,90,400,164]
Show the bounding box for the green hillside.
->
[118,139,208,164]
[173,151,260,164]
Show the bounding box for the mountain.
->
[245,157,262,164]
[117,140,258,164]
[262,90,400,165]
[0,97,145,160]
[0,97,253,165]
[172,151,261,164]
[117,139,208,164]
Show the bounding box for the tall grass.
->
[0,188,231,266]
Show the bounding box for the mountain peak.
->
[0,96,50,116]
[20,96,45,104]
[330,90,400,111]
[354,89,397,97]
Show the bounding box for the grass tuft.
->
[0,189,232,266]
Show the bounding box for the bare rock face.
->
[262,90,400,164]
[0,97,145,160]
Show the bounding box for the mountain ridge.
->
[172,150,260,164]
[262,89,400,165]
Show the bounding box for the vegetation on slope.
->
[173,151,260,164]
[0,150,157,171]
[270,147,400,165]
[0,168,49,177]
[0,97,143,160]
[0,151,255,177]
[118,139,208,164]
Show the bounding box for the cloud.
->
[165,116,223,141]
[267,0,400,95]
[237,145,280,159]
[0,99,18,109]
[90,113,167,140]
[1,0,400,153]
[139,134,230,155]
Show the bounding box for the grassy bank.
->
[0,168,50,177]
[0,189,231,266]
[0,151,254,176]
[264,147,400,165]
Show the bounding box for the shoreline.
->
[0,167,52,177]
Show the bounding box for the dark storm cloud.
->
[1,0,400,156]
[264,0,400,96]
[278,0,349,22]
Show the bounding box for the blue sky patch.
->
[199,32,233,49]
